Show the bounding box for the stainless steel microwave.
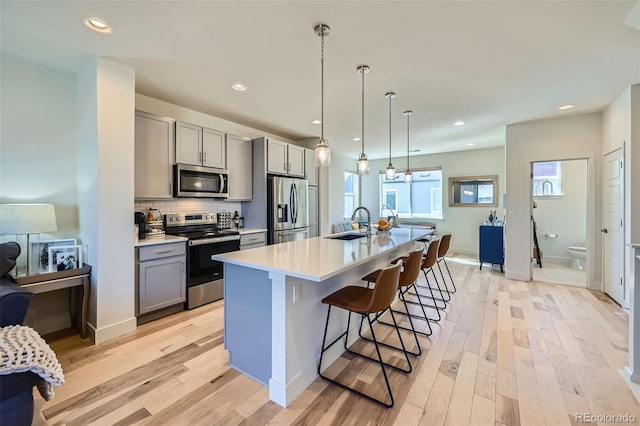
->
[173,164,229,198]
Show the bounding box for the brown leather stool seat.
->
[318,262,408,408]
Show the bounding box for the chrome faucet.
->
[351,206,371,238]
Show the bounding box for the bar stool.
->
[360,248,431,355]
[318,262,407,408]
[436,234,457,294]
[407,239,447,321]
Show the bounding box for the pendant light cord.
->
[320,31,325,141]
[388,95,392,164]
[361,68,365,154]
[406,113,410,170]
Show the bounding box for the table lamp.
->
[0,204,58,275]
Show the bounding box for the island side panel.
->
[224,263,272,386]
[269,242,415,407]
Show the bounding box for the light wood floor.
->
[35,256,640,425]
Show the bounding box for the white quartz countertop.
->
[213,227,433,282]
[238,228,268,235]
[135,235,188,247]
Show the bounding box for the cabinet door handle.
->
[155,249,175,255]
[203,152,207,163]
[199,152,202,162]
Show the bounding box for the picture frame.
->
[29,239,77,274]
[48,245,82,272]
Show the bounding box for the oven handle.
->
[189,235,240,246]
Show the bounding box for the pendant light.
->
[385,92,396,180]
[357,65,370,175]
[314,24,331,167]
[404,110,413,183]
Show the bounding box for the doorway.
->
[531,159,588,287]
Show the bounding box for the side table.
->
[15,265,91,339]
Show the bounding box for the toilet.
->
[566,246,587,270]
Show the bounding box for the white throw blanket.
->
[0,325,65,400]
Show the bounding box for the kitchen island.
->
[213,226,433,407]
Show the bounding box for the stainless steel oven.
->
[164,212,239,309]
[174,164,229,198]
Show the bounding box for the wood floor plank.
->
[470,394,495,426]
[532,361,571,426]
[444,351,478,426]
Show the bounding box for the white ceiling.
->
[2,1,639,161]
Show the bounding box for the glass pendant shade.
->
[357,153,369,175]
[404,170,413,183]
[386,164,396,180]
[314,24,331,167]
[315,139,330,167]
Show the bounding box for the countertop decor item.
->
[314,23,331,167]
[356,65,370,175]
[385,92,397,180]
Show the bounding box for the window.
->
[379,169,443,219]
[532,161,562,196]
[344,172,360,218]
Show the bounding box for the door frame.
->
[603,147,627,307]
[528,157,592,287]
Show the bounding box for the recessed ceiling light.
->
[83,17,113,34]
[231,82,247,91]
[466,143,475,146]
[558,104,574,110]
[311,119,322,125]
[353,137,361,141]
[454,120,465,126]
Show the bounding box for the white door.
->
[603,149,624,305]
[287,145,306,177]
[175,121,202,166]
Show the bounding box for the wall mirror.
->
[449,175,498,207]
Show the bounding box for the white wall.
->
[0,54,80,334]
[533,159,587,264]
[505,112,602,288]
[358,147,505,255]
[77,57,137,343]
[0,54,79,236]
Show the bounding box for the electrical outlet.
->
[508,210,515,218]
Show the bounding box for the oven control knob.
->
[170,217,174,221]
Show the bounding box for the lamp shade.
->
[0,204,58,234]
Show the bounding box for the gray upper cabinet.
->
[266,138,304,177]
[176,121,226,169]
[226,135,252,201]
[304,148,318,186]
[134,111,175,199]
[288,145,305,177]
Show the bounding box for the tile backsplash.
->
[134,199,242,216]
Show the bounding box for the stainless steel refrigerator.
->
[268,175,309,244]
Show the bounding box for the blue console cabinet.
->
[479,225,504,272]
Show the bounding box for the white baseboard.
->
[33,313,71,336]
[88,316,137,344]
[620,367,640,402]
[505,270,531,281]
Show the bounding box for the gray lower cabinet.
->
[240,232,266,250]
[137,242,186,315]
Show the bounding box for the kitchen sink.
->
[326,233,368,241]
